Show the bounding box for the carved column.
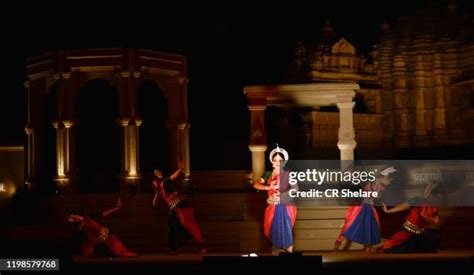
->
[178,122,191,177]
[52,120,73,190]
[120,117,141,189]
[392,54,412,148]
[432,52,448,142]
[377,21,395,147]
[24,124,35,191]
[413,35,433,147]
[52,68,76,191]
[336,101,356,161]
[248,99,267,181]
[178,77,191,177]
[157,76,191,176]
[444,40,466,143]
[118,64,142,191]
[24,78,47,192]
[63,120,74,178]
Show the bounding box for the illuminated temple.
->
[282,3,474,157]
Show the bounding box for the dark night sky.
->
[1,1,472,168]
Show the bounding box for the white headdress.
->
[380,166,397,176]
[269,144,289,162]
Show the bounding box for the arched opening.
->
[41,84,58,194]
[265,106,308,160]
[77,79,120,193]
[138,80,169,190]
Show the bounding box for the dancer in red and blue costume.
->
[152,161,206,254]
[253,145,297,254]
[377,181,442,253]
[334,166,396,252]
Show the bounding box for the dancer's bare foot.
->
[271,248,283,256]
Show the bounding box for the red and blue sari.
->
[336,182,384,245]
[262,171,297,249]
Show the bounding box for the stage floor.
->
[71,250,474,274]
[74,250,474,264]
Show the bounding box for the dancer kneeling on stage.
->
[152,161,206,254]
[68,197,138,257]
[376,181,442,253]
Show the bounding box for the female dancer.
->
[253,145,297,254]
[377,181,442,253]
[334,166,396,252]
[152,162,206,254]
[68,197,137,257]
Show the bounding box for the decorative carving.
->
[253,130,263,138]
[331,38,356,55]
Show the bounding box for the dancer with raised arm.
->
[376,181,442,253]
[152,161,206,254]
[68,197,137,257]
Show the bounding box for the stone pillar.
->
[432,52,448,142]
[336,102,356,161]
[444,40,466,144]
[63,121,74,178]
[52,120,72,190]
[249,145,267,181]
[413,35,433,147]
[160,76,190,174]
[66,73,83,187]
[248,100,267,181]
[392,54,412,148]
[118,58,142,192]
[377,21,395,148]
[24,78,47,192]
[24,124,35,191]
[51,67,76,192]
[178,122,191,177]
[120,118,141,190]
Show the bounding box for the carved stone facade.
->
[25,49,190,193]
[289,4,474,151]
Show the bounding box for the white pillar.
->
[63,120,74,175]
[248,103,267,181]
[337,102,357,161]
[178,122,191,177]
[52,121,65,177]
[120,118,130,177]
[25,124,35,188]
[249,145,268,181]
